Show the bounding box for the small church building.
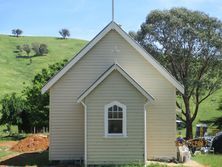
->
[42,21,184,165]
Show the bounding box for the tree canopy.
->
[130,8,222,138]
[0,93,25,133]
[59,29,70,39]
[12,29,23,37]
[31,43,49,56]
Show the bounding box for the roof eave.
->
[41,21,116,94]
[77,63,155,103]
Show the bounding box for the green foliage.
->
[22,44,31,57]
[0,59,68,133]
[210,117,222,129]
[31,43,49,56]
[16,45,22,52]
[0,93,25,133]
[12,29,23,37]
[59,28,70,39]
[218,99,222,111]
[132,8,222,138]
[22,59,68,131]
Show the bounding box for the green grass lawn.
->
[0,34,87,99]
[0,146,15,159]
[192,154,222,167]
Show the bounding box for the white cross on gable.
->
[112,46,120,53]
[112,46,120,64]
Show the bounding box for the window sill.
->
[104,134,128,138]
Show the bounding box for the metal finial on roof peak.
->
[112,0,115,21]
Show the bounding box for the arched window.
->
[104,101,127,137]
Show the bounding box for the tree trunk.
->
[18,124,22,133]
[183,96,193,139]
[186,119,193,139]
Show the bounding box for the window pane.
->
[108,107,112,111]
[113,111,118,118]
[108,111,112,118]
[118,111,123,118]
[108,120,122,133]
[118,107,122,111]
[113,105,117,111]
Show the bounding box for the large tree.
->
[12,29,23,37]
[59,29,70,39]
[131,8,222,139]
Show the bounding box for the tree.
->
[131,8,222,139]
[15,45,23,56]
[23,44,32,64]
[32,43,49,56]
[39,44,48,55]
[12,29,23,37]
[22,44,31,57]
[0,93,25,133]
[59,29,70,39]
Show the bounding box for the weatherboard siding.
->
[85,71,146,164]
[49,29,176,160]
[49,87,84,160]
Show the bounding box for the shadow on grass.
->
[16,55,47,59]
[0,134,26,141]
[0,151,50,166]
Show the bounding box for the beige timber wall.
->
[49,29,176,160]
[84,71,146,164]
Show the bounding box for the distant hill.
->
[0,34,87,98]
[0,34,221,128]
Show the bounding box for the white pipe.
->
[81,101,87,167]
[144,101,150,165]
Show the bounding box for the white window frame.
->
[104,101,127,137]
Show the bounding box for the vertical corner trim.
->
[81,101,88,167]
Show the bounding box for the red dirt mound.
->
[11,134,49,152]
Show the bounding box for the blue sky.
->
[1,0,222,40]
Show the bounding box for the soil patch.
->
[10,134,49,152]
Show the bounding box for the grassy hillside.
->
[0,34,87,98]
[194,89,222,125]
